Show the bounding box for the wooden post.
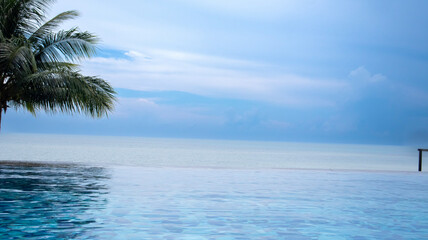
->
[417,149,428,172]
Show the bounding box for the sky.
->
[4,0,428,145]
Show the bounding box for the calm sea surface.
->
[0,133,420,170]
[0,134,427,239]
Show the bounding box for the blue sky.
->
[5,0,428,145]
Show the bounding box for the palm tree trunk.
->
[0,104,4,133]
[0,105,8,133]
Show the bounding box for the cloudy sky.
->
[5,0,428,145]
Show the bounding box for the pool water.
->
[1,162,427,239]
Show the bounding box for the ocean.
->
[0,134,427,239]
[0,133,420,170]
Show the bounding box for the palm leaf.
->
[34,28,98,63]
[29,10,79,44]
[12,69,115,117]
[0,40,36,76]
[0,0,54,38]
[0,0,116,128]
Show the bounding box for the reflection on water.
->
[1,161,427,239]
[0,161,109,239]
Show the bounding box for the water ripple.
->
[0,161,109,239]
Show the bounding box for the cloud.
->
[114,97,224,125]
[349,66,387,83]
[339,66,389,102]
[82,48,347,107]
[12,0,428,145]
[124,51,152,60]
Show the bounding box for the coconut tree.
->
[0,0,116,131]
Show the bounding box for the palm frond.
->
[0,0,116,123]
[13,69,116,117]
[36,61,78,71]
[34,28,99,63]
[0,0,54,38]
[29,10,79,44]
[0,40,36,76]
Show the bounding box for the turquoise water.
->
[0,134,427,239]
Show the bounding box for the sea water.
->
[0,134,427,239]
[0,133,420,170]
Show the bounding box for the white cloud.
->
[124,51,152,60]
[340,66,389,101]
[114,97,224,124]
[82,48,346,107]
[349,66,387,83]
[136,98,157,105]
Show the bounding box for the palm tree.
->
[0,0,116,131]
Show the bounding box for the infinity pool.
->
[1,162,427,239]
